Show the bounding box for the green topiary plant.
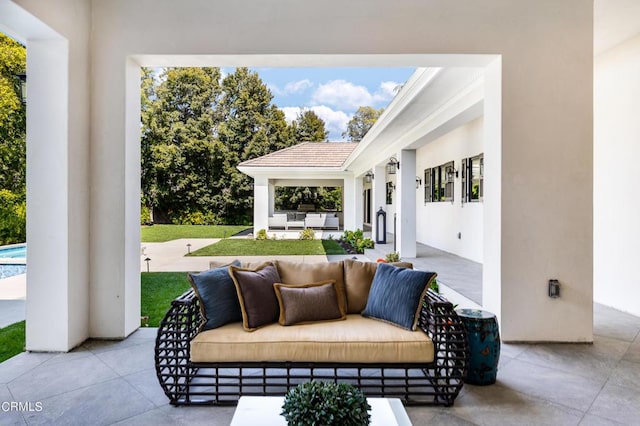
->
[299,228,316,240]
[255,229,268,240]
[385,252,400,262]
[281,381,371,426]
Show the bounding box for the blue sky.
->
[226,67,416,140]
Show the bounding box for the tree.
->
[216,68,294,224]
[0,33,26,243]
[342,106,384,142]
[0,33,26,193]
[141,67,226,223]
[291,110,328,142]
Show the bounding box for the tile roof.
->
[239,142,359,168]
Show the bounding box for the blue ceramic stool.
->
[456,308,500,385]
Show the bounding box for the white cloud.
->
[377,81,402,101]
[268,79,313,97]
[281,106,301,123]
[284,79,313,94]
[311,79,402,111]
[311,80,373,110]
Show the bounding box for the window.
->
[386,181,394,205]
[424,161,455,203]
[462,153,483,203]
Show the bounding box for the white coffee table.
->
[230,396,412,426]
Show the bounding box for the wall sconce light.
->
[548,279,560,298]
[446,165,458,182]
[386,157,400,175]
[364,171,374,183]
[15,73,26,105]
[415,176,422,189]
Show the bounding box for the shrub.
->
[430,278,440,293]
[299,228,316,240]
[140,204,153,226]
[0,190,26,245]
[385,252,400,262]
[173,211,220,225]
[256,229,268,240]
[281,381,371,426]
[341,229,374,254]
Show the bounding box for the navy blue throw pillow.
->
[188,260,242,331]
[362,262,436,330]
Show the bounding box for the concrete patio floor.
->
[2,238,640,424]
[0,303,638,425]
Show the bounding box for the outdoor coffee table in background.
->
[230,396,411,426]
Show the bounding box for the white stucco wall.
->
[594,33,640,317]
[5,0,91,351]
[416,118,484,263]
[10,0,593,346]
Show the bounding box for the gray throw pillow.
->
[188,260,242,331]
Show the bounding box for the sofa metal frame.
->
[155,289,468,407]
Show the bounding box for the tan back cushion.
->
[343,259,413,313]
[276,260,346,309]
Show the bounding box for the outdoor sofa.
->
[155,259,468,406]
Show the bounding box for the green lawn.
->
[141,224,250,243]
[0,321,25,363]
[189,239,346,256]
[141,272,191,327]
[1,275,191,363]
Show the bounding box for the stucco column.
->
[253,176,269,233]
[371,165,386,242]
[89,56,141,339]
[353,176,364,230]
[26,40,79,351]
[342,177,357,231]
[268,181,275,216]
[396,150,417,258]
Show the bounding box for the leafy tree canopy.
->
[342,106,384,142]
[291,110,328,142]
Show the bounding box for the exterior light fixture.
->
[446,165,458,182]
[15,73,26,105]
[415,176,422,189]
[364,171,374,183]
[386,157,399,175]
[187,243,192,254]
[548,279,560,298]
[144,257,151,273]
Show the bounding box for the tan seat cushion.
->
[190,315,433,363]
[343,259,414,313]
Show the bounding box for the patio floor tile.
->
[496,358,605,412]
[447,383,584,425]
[21,378,154,426]
[587,382,640,425]
[7,353,117,402]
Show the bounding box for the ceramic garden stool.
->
[456,308,501,385]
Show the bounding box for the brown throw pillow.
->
[273,280,346,326]
[229,262,282,331]
[275,260,347,308]
[343,259,414,313]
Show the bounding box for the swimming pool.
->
[0,245,27,279]
[0,245,26,259]
[0,264,26,279]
